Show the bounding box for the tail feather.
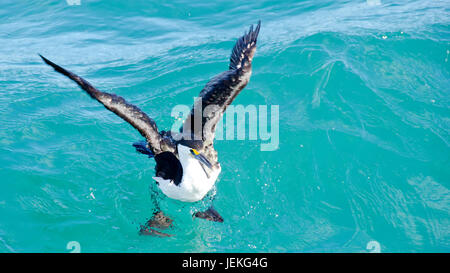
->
[133,140,155,158]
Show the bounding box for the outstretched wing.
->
[40,55,167,155]
[182,21,261,146]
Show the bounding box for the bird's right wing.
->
[40,55,170,155]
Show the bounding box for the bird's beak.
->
[196,153,213,169]
[190,149,213,169]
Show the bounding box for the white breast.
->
[152,144,221,202]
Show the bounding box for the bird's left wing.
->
[181,21,261,147]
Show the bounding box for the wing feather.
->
[40,55,167,154]
[182,21,261,146]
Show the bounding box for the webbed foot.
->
[194,207,224,223]
[139,211,173,237]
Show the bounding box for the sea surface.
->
[0,0,449,252]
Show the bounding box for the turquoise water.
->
[0,0,449,253]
